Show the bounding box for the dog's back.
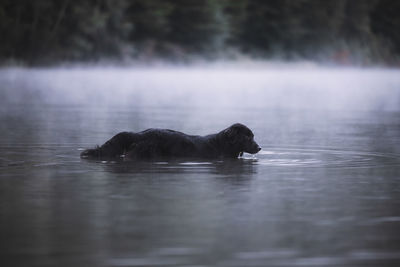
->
[125,129,201,159]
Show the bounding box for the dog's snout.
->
[246,142,261,154]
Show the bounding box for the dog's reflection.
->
[94,157,258,177]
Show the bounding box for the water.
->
[1,66,400,267]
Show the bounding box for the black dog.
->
[80,123,261,160]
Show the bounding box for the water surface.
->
[1,67,400,266]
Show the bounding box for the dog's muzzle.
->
[246,143,261,154]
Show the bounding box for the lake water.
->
[1,66,400,266]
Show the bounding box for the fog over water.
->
[1,64,400,267]
[2,64,400,111]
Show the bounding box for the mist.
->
[2,64,399,112]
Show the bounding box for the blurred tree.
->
[126,0,173,41]
[0,0,399,65]
[283,0,345,56]
[0,0,132,64]
[167,0,225,54]
[0,0,60,62]
[238,0,353,58]
[221,0,248,47]
[371,0,400,56]
[52,0,132,62]
[239,0,287,55]
[124,0,173,59]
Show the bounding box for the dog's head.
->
[222,123,261,156]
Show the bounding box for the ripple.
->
[246,147,400,169]
[1,144,399,170]
[362,216,400,225]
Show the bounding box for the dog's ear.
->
[224,126,240,144]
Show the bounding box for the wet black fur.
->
[80,123,261,160]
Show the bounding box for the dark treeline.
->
[0,0,399,65]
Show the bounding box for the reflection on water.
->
[1,67,400,266]
[254,148,400,168]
